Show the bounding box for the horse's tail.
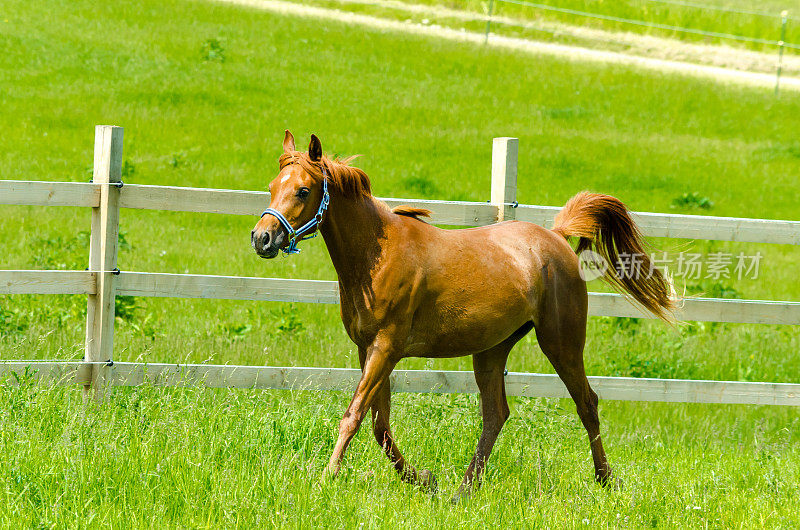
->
[552,191,675,321]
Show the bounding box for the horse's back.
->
[426,219,582,288]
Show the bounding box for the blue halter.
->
[260,170,330,255]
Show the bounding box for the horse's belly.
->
[402,244,542,357]
[404,290,533,358]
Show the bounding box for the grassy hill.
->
[0,0,798,526]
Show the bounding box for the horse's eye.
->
[297,187,310,200]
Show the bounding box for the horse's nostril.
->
[261,232,271,249]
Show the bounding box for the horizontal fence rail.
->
[0,180,100,208]
[116,272,341,304]
[119,184,266,216]
[1,128,798,406]
[2,270,800,325]
[516,206,800,245]
[116,184,499,226]
[4,181,800,244]
[1,362,797,406]
[0,270,97,295]
[590,292,800,325]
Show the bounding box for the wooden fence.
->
[1,126,799,405]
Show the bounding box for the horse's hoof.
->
[450,489,470,505]
[417,469,438,495]
[320,464,339,485]
[597,474,623,491]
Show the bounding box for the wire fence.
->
[482,0,795,94]
[644,0,795,21]
[491,0,798,50]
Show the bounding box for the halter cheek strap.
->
[260,171,330,255]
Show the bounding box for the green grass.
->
[1,0,799,526]
[1,382,798,527]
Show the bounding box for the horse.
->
[251,131,674,499]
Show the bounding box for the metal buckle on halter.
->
[260,170,329,255]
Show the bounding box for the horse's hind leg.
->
[534,295,617,487]
[370,379,437,491]
[454,333,521,502]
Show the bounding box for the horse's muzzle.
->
[251,229,280,259]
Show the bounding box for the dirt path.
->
[214,0,800,92]
[316,0,800,77]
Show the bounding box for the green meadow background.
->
[0,0,798,527]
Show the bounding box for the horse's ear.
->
[283,130,295,153]
[309,134,322,162]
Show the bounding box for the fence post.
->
[484,0,495,44]
[491,137,518,222]
[775,11,788,96]
[84,125,123,402]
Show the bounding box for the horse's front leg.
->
[354,347,435,491]
[325,337,398,478]
[370,374,438,492]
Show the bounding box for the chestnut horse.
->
[251,131,673,499]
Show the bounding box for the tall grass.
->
[1,381,798,527]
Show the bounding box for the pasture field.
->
[282,0,800,55]
[1,0,799,526]
[1,383,798,527]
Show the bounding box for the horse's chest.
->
[339,295,381,348]
[338,275,414,348]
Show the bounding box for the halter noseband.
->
[260,168,330,255]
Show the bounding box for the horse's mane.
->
[279,150,431,221]
[392,206,432,220]
[279,150,372,199]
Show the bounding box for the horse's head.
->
[251,130,328,258]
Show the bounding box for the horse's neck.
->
[320,195,391,286]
